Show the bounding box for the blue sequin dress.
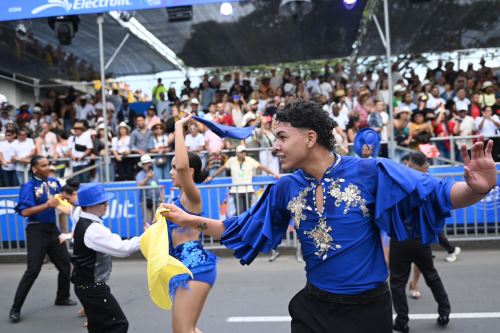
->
[168,196,217,297]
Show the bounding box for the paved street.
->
[1,249,499,333]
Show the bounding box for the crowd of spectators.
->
[0,58,499,187]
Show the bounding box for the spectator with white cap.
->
[453,101,475,162]
[136,154,164,224]
[190,97,200,116]
[179,94,191,115]
[28,106,43,134]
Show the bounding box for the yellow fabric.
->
[140,208,192,310]
[54,194,72,208]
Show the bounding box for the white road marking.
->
[227,312,500,323]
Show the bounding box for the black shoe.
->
[393,322,409,333]
[55,298,77,306]
[437,315,450,326]
[9,308,20,323]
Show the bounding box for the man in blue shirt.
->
[162,100,497,333]
[9,156,76,323]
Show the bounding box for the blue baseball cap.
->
[77,183,115,207]
[354,127,381,158]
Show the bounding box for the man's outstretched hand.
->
[461,138,497,194]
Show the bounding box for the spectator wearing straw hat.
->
[71,183,140,333]
[480,81,496,108]
[190,98,200,116]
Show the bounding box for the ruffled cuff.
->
[374,158,454,244]
[220,185,289,265]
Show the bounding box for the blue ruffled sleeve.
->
[15,182,35,215]
[374,158,454,244]
[220,182,290,265]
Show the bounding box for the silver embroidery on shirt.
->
[287,185,314,229]
[328,178,370,217]
[304,217,341,260]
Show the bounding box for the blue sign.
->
[1,168,499,244]
[0,0,240,22]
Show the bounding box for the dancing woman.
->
[168,115,215,333]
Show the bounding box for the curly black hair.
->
[276,99,336,151]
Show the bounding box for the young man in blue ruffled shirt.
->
[163,99,497,333]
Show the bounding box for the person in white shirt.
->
[68,121,93,183]
[427,86,446,111]
[329,102,349,131]
[12,128,36,184]
[453,103,476,162]
[453,88,471,108]
[319,76,333,100]
[185,124,206,166]
[306,73,321,96]
[0,108,13,133]
[0,129,19,186]
[71,183,140,333]
[75,95,95,121]
[206,145,279,215]
[202,103,219,122]
[475,106,500,138]
[270,69,283,92]
[35,122,58,158]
